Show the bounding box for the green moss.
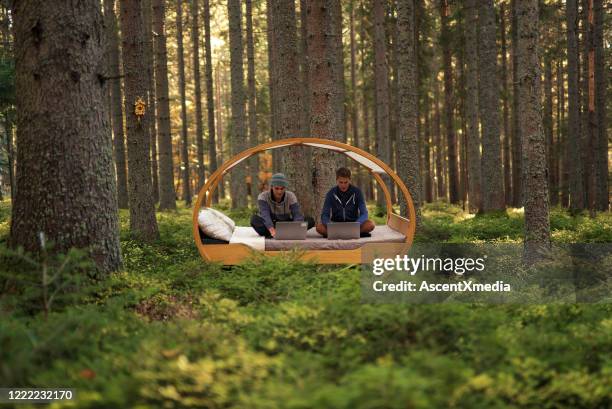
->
[0,201,611,408]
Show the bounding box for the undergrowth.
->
[0,199,610,408]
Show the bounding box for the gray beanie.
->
[270,173,289,187]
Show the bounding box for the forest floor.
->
[0,199,611,408]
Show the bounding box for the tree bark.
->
[516,0,550,263]
[349,1,359,191]
[593,0,607,211]
[273,0,314,217]
[544,56,555,205]
[396,0,421,224]
[306,0,345,220]
[423,106,433,203]
[566,0,584,211]
[191,0,205,193]
[176,0,191,206]
[374,0,390,209]
[245,0,260,203]
[464,0,481,213]
[360,0,373,200]
[228,0,248,208]
[143,0,158,204]
[203,0,218,203]
[266,0,281,170]
[152,0,176,210]
[478,0,504,212]
[434,76,445,200]
[120,0,159,240]
[103,0,129,209]
[500,1,512,206]
[440,0,459,204]
[11,0,122,272]
[511,0,522,207]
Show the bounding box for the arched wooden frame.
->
[193,137,416,265]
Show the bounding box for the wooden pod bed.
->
[193,138,416,265]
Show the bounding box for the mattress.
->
[265,225,405,251]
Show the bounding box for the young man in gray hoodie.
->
[250,173,315,238]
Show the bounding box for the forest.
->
[0,0,610,408]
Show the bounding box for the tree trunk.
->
[500,1,512,206]
[554,60,563,207]
[511,0,522,207]
[583,0,597,215]
[374,0,390,210]
[152,0,176,210]
[423,107,433,203]
[191,0,205,193]
[10,0,122,272]
[566,0,584,211]
[349,1,359,189]
[266,0,281,170]
[203,0,218,203]
[558,58,569,207]
[306,0,345,221]
[215,64,225,200]
[360,1,373,200]
[440,0,459,204]
[517,0,550,263]
[389,2,399,204]
[396,0,421,224]
[464,0,481,213]
[272,0,314,217]
[176,0,191,206]
[228,0,248,208]
[3,118,15,203]
[593,0,607,211]
[143,0,158,204]
[299,0,310,138]
[246,0,260,203]
[103,0,129,209]
[544,56,555,206]
[434,77,445,200]
[478,0,504,212]
[120,0,159,240]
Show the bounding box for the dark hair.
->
[336,167,351,179]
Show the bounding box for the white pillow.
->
[207,207,236,231]
[198,208,235,241]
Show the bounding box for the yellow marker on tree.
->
[134,97,146,122]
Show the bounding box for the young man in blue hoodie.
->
[316,167,375,237]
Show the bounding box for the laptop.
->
[327,222,360,240]
[275,221,308,240]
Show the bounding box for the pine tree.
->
[176,0,191,206]
[478,0,504,212]
[153,0,176,210]
[10,0,122,272]
[306,0,345,220]
[228,0,248,208]
[191,0,205,192]
[566,0,584,211]
[103,0,129,209]
[517,0,550,263]
[120,0,159,241]
[273,0,314,217]
[440,0,459,204]
[203,0,218,202]
[396,0,421,224]
[464,0,481,213]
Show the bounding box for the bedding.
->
[198,208,235,241]
[265,225,405,251]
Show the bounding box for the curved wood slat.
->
[192,138,416,264]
